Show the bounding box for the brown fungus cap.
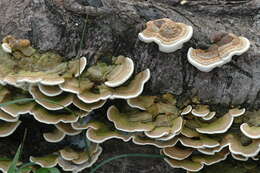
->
[0,110,19,122]
[30,105,80,124]
[127,96,156,110]
[187,33,250,72]
[163,146,194,160]
[132,134,179,148]
[179,135,220,149]
[107,105,155,132]
[138,18,193,53]
[38,84,63,97]
[43,128,66,143]
[0,121,21,137]
[104,56,134,88]
[223,133,260,157]
[55,122,82,136]
[191,105,210,117]
[72,96,106,112]
[86,120,132,143]
[196,108,245,134]
[29,85,74,111]
[59,78,95,94]
[29,154,59,168]
[240,123,260,139]
[181,105,192,115]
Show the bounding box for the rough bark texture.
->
[0,0,259,172]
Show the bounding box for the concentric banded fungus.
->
[74,57,87,77]
[0,96,35,117]
[144,116,183,139]
[60,147,80,161]
[180,127,200,138]
[58,146,102,172]
[30,154,59,168]
[240,123,260,139]
[162,146,194,160]
[55,122,82,136]
[138,18,193,53]
[187,33,250,72]
[72,96,106,112]
[163,148,229,172]
[86,121,132,143]
[231,153,249,161]
[202,111,216,121]
[107,105,154,132]
[59,78,95,94]
[29,85,73,110]
[30,105,80,124]
[181,105,192,115]
[127,96,156,110]
[111,69,151,99]
[179,135,219,148]
[224,134,260,157]
[196,108,245,134]
[43,128,66,143]
[0,110,19,122]
[38,84,63,97]
[0,121,21,137]
[191,105,210,117]
[132,134,179,148]
[104,56,134,87]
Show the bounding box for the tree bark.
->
[0,0,259,172]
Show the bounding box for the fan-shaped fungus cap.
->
[224,134,260,157]
[196,108,245,134]
[60,147,80,161]
[0,121,21,137]
[180,126,200,138]
[240,123,260,139]
[187,33,250,72]
[86,121,132,143]
[1,43,12,53]
[59,78,94,94]
[0,95,35,117]
[164,157,203,172]
[38,84,63,97]
[104,56,134,87]
[43,128,66,143]
[202,111,216,121]
[181,105,192,115]
[163,146,194,160]
[30,154,59,168]
[0,110,19,122]
[191,105,210,117]
[144,116,183,139]
[231,153,249,161]
[127,96,156,110]
[138,18,193,53]
[179,135,220,148]
[29,85,73,111]
[77,84,112,104]
[30,105,79,124]
[132,134,179,148]
[55,122,82,136]
[111,69,151,99]
[58,146,102,172]
[0,160,12,173]
[107,105,155,132]
[73,96,106,112]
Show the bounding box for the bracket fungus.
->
[138,18,193,53]
[30,154,59,168]
[43,128,66,143]
[187,33,250,72]
[0,121,21,137]
[240,123,260,139]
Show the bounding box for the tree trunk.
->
[0,0,259,172]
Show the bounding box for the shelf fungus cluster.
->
[0,37,151,172]
[88,93,260,172]
[30,142,102,173]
